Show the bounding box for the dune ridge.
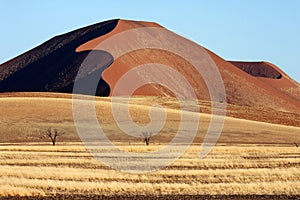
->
[0,19,299,114]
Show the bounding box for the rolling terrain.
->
[0,92,299,144]
[0,93,299,199]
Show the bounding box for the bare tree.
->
[294,142,299,148]
[45,128,64,146]
[142,131,152,146]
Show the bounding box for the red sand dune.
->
[76,19,300,113]
[0,19,299,114]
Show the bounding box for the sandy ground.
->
[1,195,299,200]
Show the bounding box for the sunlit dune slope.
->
[0,19,299,114]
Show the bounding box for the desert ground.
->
[0,93,299,199]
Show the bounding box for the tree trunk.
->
[145,137,150,146]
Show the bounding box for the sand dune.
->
[0,19,299,114]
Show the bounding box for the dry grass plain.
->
[0,92,299,198]
[0,144,300,197]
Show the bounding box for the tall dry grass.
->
[0,143,299,196]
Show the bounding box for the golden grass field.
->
[0,93,299,198]
[0,144,300,197]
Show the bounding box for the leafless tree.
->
[294,142,299,147]
[45,128,64,146]
[142,131,152,146]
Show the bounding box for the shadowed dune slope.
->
[229,61,282,79]
[0,19,119,95]
[0,19,299,113]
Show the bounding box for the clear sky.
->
[1,0,299,82]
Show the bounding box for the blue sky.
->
[1,0,299,82]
